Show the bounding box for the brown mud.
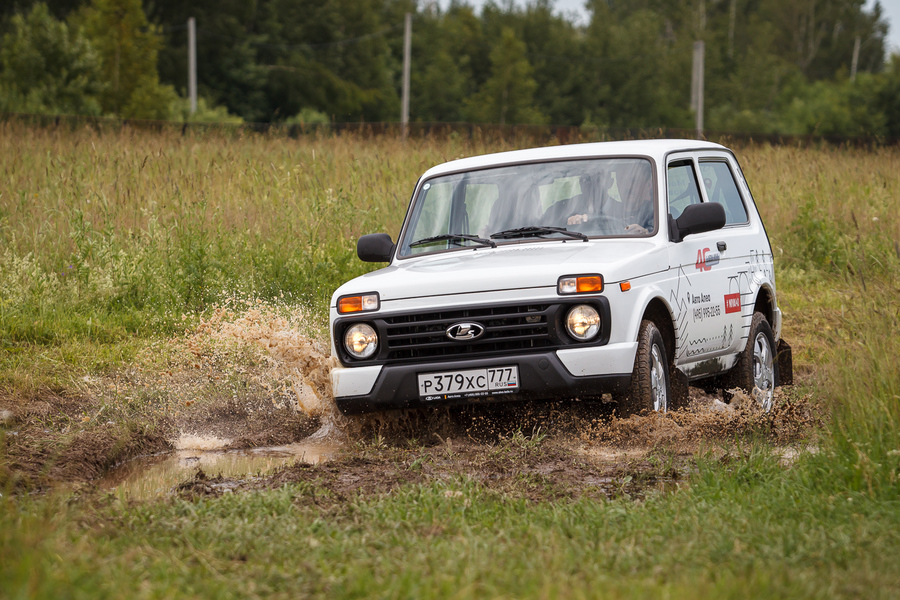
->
[175,437,682,504]
[172,386,818,505]
[0,303,820,499]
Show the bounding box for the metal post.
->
[692,40,705,139]
[401,12,412,138]
[188,17,197,115]
[728,0,736,59]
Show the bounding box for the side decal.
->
[695,248,720,271]
[724,293,741,314]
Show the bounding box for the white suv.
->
[329,140,791,415]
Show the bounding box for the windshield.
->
[398,158,655,257]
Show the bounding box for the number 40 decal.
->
[695,248,720,271]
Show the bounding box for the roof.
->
[421,139,728,179]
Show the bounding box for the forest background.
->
[0,0,898,138]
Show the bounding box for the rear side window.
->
[699,161,749,225]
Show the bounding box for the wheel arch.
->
[641,297,677,365]
[753,283,775,326]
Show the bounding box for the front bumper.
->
[331,351,632,415]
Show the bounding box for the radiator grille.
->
[384,303,554,361]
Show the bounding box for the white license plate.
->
[418,366,519,400]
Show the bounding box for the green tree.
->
[876,54,900,139]
[259,0,398,122]
[517,0,586,126]
[464,27,544,125]
[402,3,481,123]
[780,75,887,136]
[79,0,176,119]
[0,2,103,115]
[149,0,268,122]
[581,3,691,129]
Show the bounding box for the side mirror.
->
[357,233,395,262]
[672,202,726,242]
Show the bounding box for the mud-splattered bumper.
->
[331,352,632,415]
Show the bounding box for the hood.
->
[332,239,667,304]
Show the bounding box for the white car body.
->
[329,140,790,414]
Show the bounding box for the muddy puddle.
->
[101,436,340,500]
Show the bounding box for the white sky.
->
[437,0,900,56]
[872,0,900,55]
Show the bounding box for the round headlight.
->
[344,323,378,359]
[565,305,600,341]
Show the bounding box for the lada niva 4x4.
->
[329,140,792,416]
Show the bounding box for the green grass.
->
[2,445,900,599]
[2,125,900,598]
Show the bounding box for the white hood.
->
[332,239,667,305]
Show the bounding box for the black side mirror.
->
[357,233,395,262]
[672,202,726,242]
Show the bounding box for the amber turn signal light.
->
[558,274,604,295]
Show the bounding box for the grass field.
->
[2,123,900,598]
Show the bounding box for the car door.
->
[697,152,771,360]
[665,154,739,375]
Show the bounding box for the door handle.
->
[717,241,727,252]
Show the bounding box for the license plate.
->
[418,366,519,400]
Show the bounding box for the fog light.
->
[344,323,378,359]
[565,305,600,341]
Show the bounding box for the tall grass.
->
[2,124,899,389]
[0,124,523,340]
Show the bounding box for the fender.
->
[607,278,676,347]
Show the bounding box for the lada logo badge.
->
[446,322,485,341]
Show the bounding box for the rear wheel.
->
[622,320,669,415]
[729,311,776,411]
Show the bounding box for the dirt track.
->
[0,305,820,497]
[0,382,819,497]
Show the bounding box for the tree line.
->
[1,0,898,137]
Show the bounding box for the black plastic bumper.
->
[334,352,632,415]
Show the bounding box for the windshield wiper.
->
[408,233,497,249]
[490,226,589,242]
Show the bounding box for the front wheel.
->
[728,312,776,411]
[622,320,669,415]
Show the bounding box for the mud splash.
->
[183,302,347,439]
[169,302,819,452]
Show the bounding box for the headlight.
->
[344,323,378,359]
[565,305,600,341]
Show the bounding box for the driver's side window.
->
[667,160,702,219]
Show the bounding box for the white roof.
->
[422,139,728,179]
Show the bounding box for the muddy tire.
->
[621,320,669,415]
[728,311,776,411]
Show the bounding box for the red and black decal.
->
[724,293,741,314]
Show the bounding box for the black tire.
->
[621,320,670,415]
[728,311,776,411]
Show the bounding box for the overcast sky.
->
[436,0,900,55]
